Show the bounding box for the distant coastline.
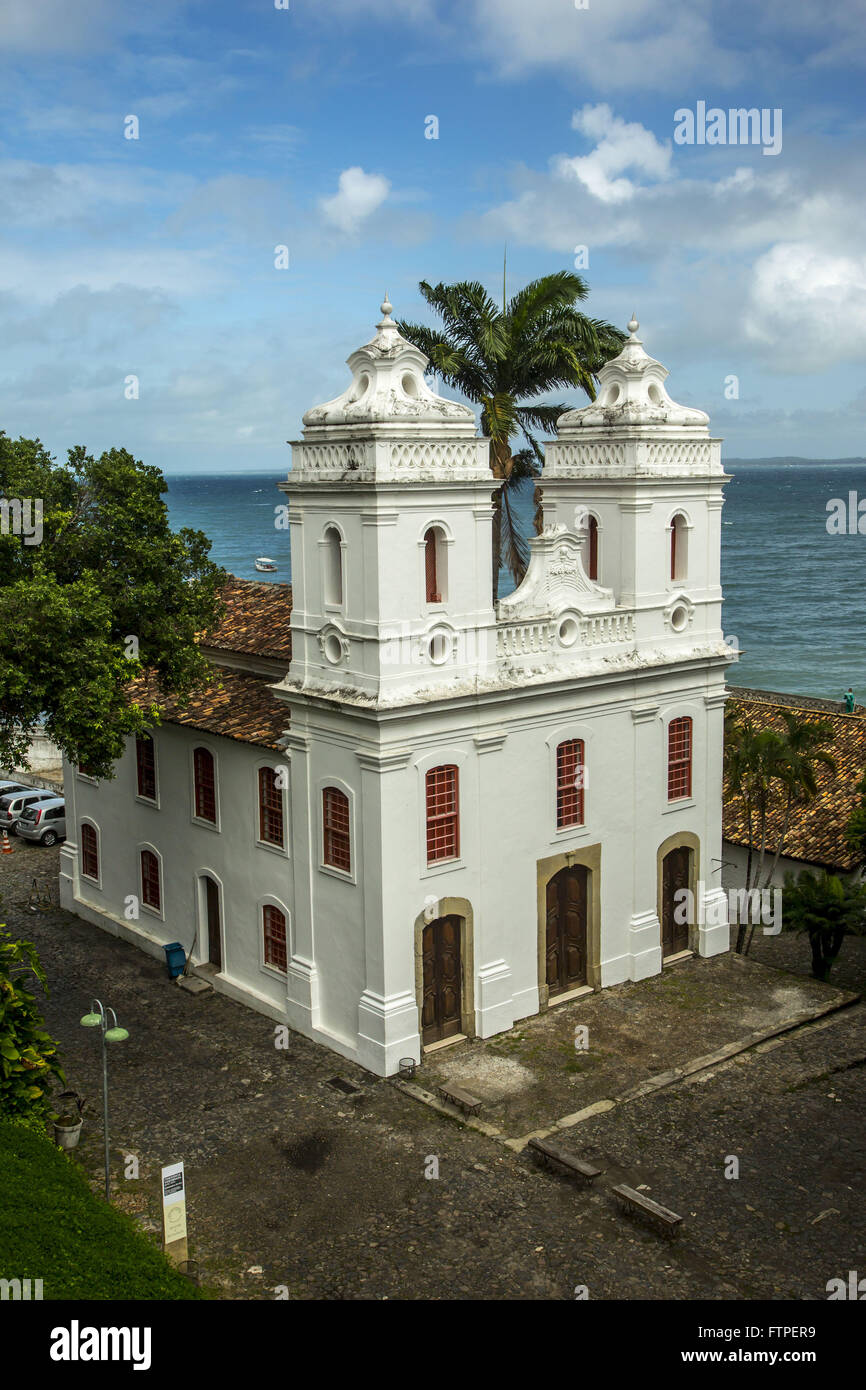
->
[724,456,866,466]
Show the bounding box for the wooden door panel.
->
[205,877,221,969]
[547,867,588,995]
[422,916,462,1044]
[662,848,691,957]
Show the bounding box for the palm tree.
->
[724,707,836,953]
[781,868,866,981]
[397,272,625,601]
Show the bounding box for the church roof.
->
[723,692,866,872]
[203,576,293,663]
[128,663,288,751]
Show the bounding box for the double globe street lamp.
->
[80,999,129,1200]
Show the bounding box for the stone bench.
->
[437,1083,482,1116]
[611,1183,683,1238]
[527,1136,603,1186]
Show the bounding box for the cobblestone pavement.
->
[2,840,864,1300]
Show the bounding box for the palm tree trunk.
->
[764,791,794,889]
[491,485,502,606]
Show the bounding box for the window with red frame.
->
[426,765,459,863]
[140,849,161,911]
[193,747,216,822]
[668,717,693,799]
[263,904,287,972]
[81,823,99,880]
[258,767,284,847]
[556,739,585,828]
[322,787,350,872]
[136,734,156,801]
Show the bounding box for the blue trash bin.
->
[163,942,186,978]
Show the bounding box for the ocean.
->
[164,461,866,702]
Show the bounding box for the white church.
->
[60,301,732,1076]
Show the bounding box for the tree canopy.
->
[0,433,225,778]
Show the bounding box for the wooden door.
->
[546,866,588,995]
[205,876,222,969]
[422,915,461,1044]
[661,847,691,957]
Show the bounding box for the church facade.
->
[59,303,732,1076]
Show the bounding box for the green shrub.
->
[0,927,64,1123]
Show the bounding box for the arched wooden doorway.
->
[199,874,222,970]
[545,865,588,995]
[661,846,691,958]
[421,915,462,1044]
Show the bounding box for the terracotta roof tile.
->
[203,577,292,662]
[723,694,866,871]
[129,665,288,751]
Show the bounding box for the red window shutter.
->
[588,517,598,581]
[323,788,351,872]
[263,905,287,972]
[556,740,585,828]
[140,850,161,910]
[668,717,692,799]
[426,765,459,863]
[81,823,99,880]
[193,748,216,822]
[425,529,441,603]
[258,768,284,847]
[136,735,156,800]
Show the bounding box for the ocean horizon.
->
[165,459,866,703]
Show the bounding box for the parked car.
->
[15,797,66,846]
[0,788,56,834]
[0,780,30,797]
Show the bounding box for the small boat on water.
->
[254,556,278,573]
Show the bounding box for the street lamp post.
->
[80,999,129,1200]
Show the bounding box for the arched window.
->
[670,514,688,582]
[80,823,99,881]
[258,767,284,847]
[426,765,459,864]
[322,787,350,872]
[140,850,161,911]
[136,734,156,801]
[556,739,585,828]
[324,526,343,606]
[263,904,288,972]
[586,516,599,582]
[424,526,446,603]
[193,747,216,823]
[668,717,693,800]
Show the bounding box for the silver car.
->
[0,780,30,798]
[0,788,56,834]
[15,796,66,846]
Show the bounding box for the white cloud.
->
[319,167,391,235]
[744,243,866,367]
[555,104,672,204]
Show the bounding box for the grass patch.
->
[0,1120,203,1300]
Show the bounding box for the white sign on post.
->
[161,1160,187,1259]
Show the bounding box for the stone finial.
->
[627,313,640,338]
[379,294,394,324]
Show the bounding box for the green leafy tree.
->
[398,272,624,599]
[724,707,836,952]
[781,869,866,981]
[0,926,65,1125]
[0,434,226,777]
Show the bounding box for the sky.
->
[1,0,865,474]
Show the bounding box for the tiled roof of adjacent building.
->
[129,665,288,752]
[203,577,292,663]
[723,691,866,872]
